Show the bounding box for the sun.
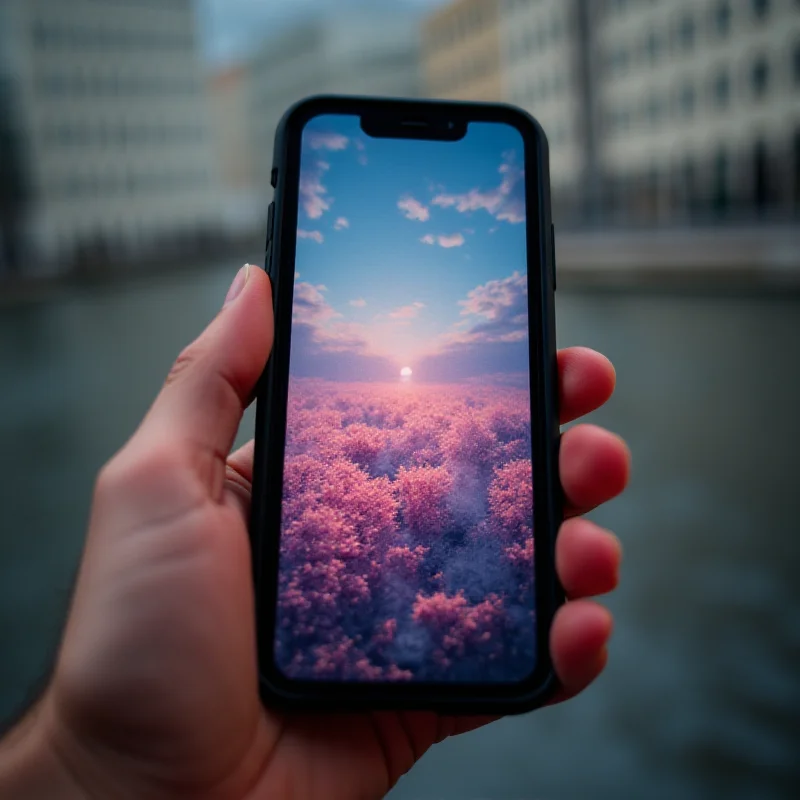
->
[400,367,413,378]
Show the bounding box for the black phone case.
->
[250,95,563,714]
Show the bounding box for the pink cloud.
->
[334,217,350,231]
[297,228,324,244]
[349,298,367,308]
[420,233,465,248]
[292,282,338,325]
[398,196,430,222]
[438,233,465,248]
[460,271,527,321]
[305,131,349,151]
[299,162,331,220]
[412,273,530,382]
[431,154,526,224]
[389,301,425,320]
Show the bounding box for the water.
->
[1,269,798,799]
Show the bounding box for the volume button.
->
[265,202,275,250]
[550,224,557,291]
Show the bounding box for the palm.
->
[44,271,628,800]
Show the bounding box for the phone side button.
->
[265,241,273,278]
[550,224,557,291]
[265,202,275,250]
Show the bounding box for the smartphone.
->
[250,96,562,713]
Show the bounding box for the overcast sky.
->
[198,0,446,64]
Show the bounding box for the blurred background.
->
[1,0,798,797]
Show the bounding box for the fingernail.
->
[224,264,251,306]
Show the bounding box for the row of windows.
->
[40,123,208,148]
[607,0,776,22]
[507,12,570,62]
[605,54,796,133]
[431,52,498,93]
[603,3,787,76]
[36,74,201,99]
[46,170,210,200]
[426,2,494,50]
[512,70,570,104]
[83,0,189,8]
[31,22,195,52]
[610,44,799,104]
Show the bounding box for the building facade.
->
[248,7,422,206]
[425,0,800,226]
[0,0,221,274]
[500,0,596,220]
[422,0,504,102]
[596,0,800,223]
[209,66,261,235]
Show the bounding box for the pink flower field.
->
[277,378,536,684]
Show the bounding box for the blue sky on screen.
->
[291,115,530,384]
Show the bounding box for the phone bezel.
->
[251,95,562,714]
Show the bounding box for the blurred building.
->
[422,0,504,101]
[209,66,261,236]
[0,0,222,276]
[596,0,800,224]
[248,6,422,206]
[500,0,597,222]
[423,0,800,227]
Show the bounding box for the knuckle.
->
[95,445,194,503]
[164,343,203,388]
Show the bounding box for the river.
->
[1,267,798,799]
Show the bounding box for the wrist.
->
[0,698,88,800]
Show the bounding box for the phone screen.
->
[276,114,535,685]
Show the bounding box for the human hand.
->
[0,264,629,800]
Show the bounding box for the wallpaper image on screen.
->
[276,114,535,684]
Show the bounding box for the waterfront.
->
[1,266,798,799]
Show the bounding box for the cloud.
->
[293,282,338,325]
[414,273,530,383]
[398,196,430,222]
[289,281,397,381]
[460,271,527,321]
[389,301,425,320]
[297,228,324,244]
[431,153,526,225]
[305,131,349,151]
[354,138,368,165]
[349,298,367,308]
[299,161,331,220]
[438,233,465,248]
[420,233,465,248]
[334,217,350,231]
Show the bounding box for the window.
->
[794,42,800,85]
[713,71,730,107]
[646,95,663,124]
[752,0,769,20]
[752,56,769,98]
[646,30,662,64]
[714,1,731,36]
[678,15,695,51]
[679,83,696,117]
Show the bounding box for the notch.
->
[360,112,467,142]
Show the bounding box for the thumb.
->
[131,264,273,500]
